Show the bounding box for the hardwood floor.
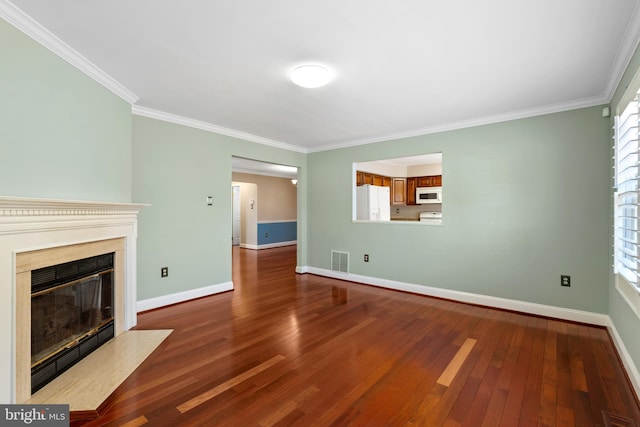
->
[81,245,640,426]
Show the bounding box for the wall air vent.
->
[331,250,349,273]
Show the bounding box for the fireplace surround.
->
[0,196,145,404]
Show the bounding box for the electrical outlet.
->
[561,275,570,287]
[265,232,269,238]
[161,267,168,278]
[364,254,369,262]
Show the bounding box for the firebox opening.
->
[31,252,115,394]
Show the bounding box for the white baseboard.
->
[137,281,233,312]
[304,267,609,326]
[295,265,309,274]
[607,319,640,399]
[240,241,297,250]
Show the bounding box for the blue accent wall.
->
[258,221,297,245]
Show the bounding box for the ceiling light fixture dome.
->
[291,64,331,88]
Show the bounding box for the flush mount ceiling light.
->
[290,65,331,88]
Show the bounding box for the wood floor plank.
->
[517,317,548,426]
[118,415,148,427]
[577,324,611,424]
[177,354,286,413]
[497,316,540,427]
[564,322,592,427]
[555,321,576,427]
[539,325,558,427]
[481,313,526,427]
[455,309,506,425]
[430,352,484,427]
[73,246,640,426]
[437,338,477,387]
[258,385,319,427]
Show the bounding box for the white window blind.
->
[615,91,640,286]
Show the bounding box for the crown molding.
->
[603,0,640,102]
[132,105,307,153]
[134,92,607,155]
[308,94,609,153]
[0,0,139,104]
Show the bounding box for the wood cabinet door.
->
[373,175,384,186]
[392,178,406,205]
[382,176,392,188]
[363,173,373,185]
[356,171,364,186]
[415,175,442,187]
[416,176,432,187]
[406,178,417,205]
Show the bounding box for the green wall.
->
[308,106,611,313]
[0,19,132,202]
[132,115,306,300]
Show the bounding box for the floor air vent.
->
[331,250,349,273]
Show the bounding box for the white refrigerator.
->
[356,184,391,221]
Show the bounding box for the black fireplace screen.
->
[30,253,114,392]
[31,271,113,365]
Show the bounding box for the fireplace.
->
[0,196,145,404]
[31,253,115,393]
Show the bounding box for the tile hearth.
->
[28,329,172,412]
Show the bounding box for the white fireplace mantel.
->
[0,196,147,404]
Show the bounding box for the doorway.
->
[231,157,298,251]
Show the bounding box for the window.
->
[614,90,640,287]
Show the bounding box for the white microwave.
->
[416,186,442,204]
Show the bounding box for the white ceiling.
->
[4,0,640,153]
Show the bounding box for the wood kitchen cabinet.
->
[356,171,442,205]
[392,178,406,205]
[416,176,430,187]
[407,175,440,204]
[356,171,437,207]
[416,175,442,187]
[406,178,417,205]
[356,171,392,189]
[362,173,373,185]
